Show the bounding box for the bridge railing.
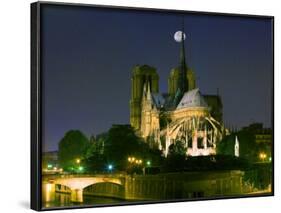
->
[42,172,127,180]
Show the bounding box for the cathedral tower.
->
[130,65,159,130]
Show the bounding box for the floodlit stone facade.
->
[129,28,225,157]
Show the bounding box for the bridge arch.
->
[48,176,125,202]
[83,182,125,199]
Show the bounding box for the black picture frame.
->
[31,1,274,211]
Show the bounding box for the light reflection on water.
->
[42,183,125,208]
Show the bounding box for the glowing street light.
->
[134,159,143,165]
[137,159,142,164]
[128,156,138,163]
[108,164,113,171]
[78,166,84,172]
[128,156,143,166]
[76,158,81,164]
[259,153,267,161]
[146,161,151,166]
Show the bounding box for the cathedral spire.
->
[180,18,187,71]
[142,80,147,100]
[146,80,152,101]
[176,17,188,101]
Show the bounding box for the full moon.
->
[174,31,186,42]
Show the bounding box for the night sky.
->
[41,4,273,152]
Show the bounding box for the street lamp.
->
[108,164,113,172]
[78,166,84,172]
[76,158,81,164]
[134,159,143,165]
[146,161,151,166]
[259,153,267,162]
[128,156,140,164]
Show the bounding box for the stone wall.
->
[124,171,243,200]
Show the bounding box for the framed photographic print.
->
[31,1,274,211]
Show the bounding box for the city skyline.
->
[41,5,273,151]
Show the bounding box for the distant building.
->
[255,131,272,144]
[89,133,106,155]
[240,123,272,162]
[129,23,226,157]
[242,123,272,144]
[42,151,58,169]
[254,129,272,144]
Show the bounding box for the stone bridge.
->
[43,171,244,203]
[43,174,125,202]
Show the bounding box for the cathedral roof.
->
[176,88,208,109]
[151,93,165,109]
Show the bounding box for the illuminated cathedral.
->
[130,24,226,157]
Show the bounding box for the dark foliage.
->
[163,154,251,173]
[103,125,163,171]
[243,162,272,190]
[58,130,90,170]
[83,154,107,173]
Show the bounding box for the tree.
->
[168,140,187,156]
[103,124,162,171]
[83,134,107,173]
[164,140,186,172]
[83,153,107,173]
[58,130,90,171]
[103,125,143,170]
